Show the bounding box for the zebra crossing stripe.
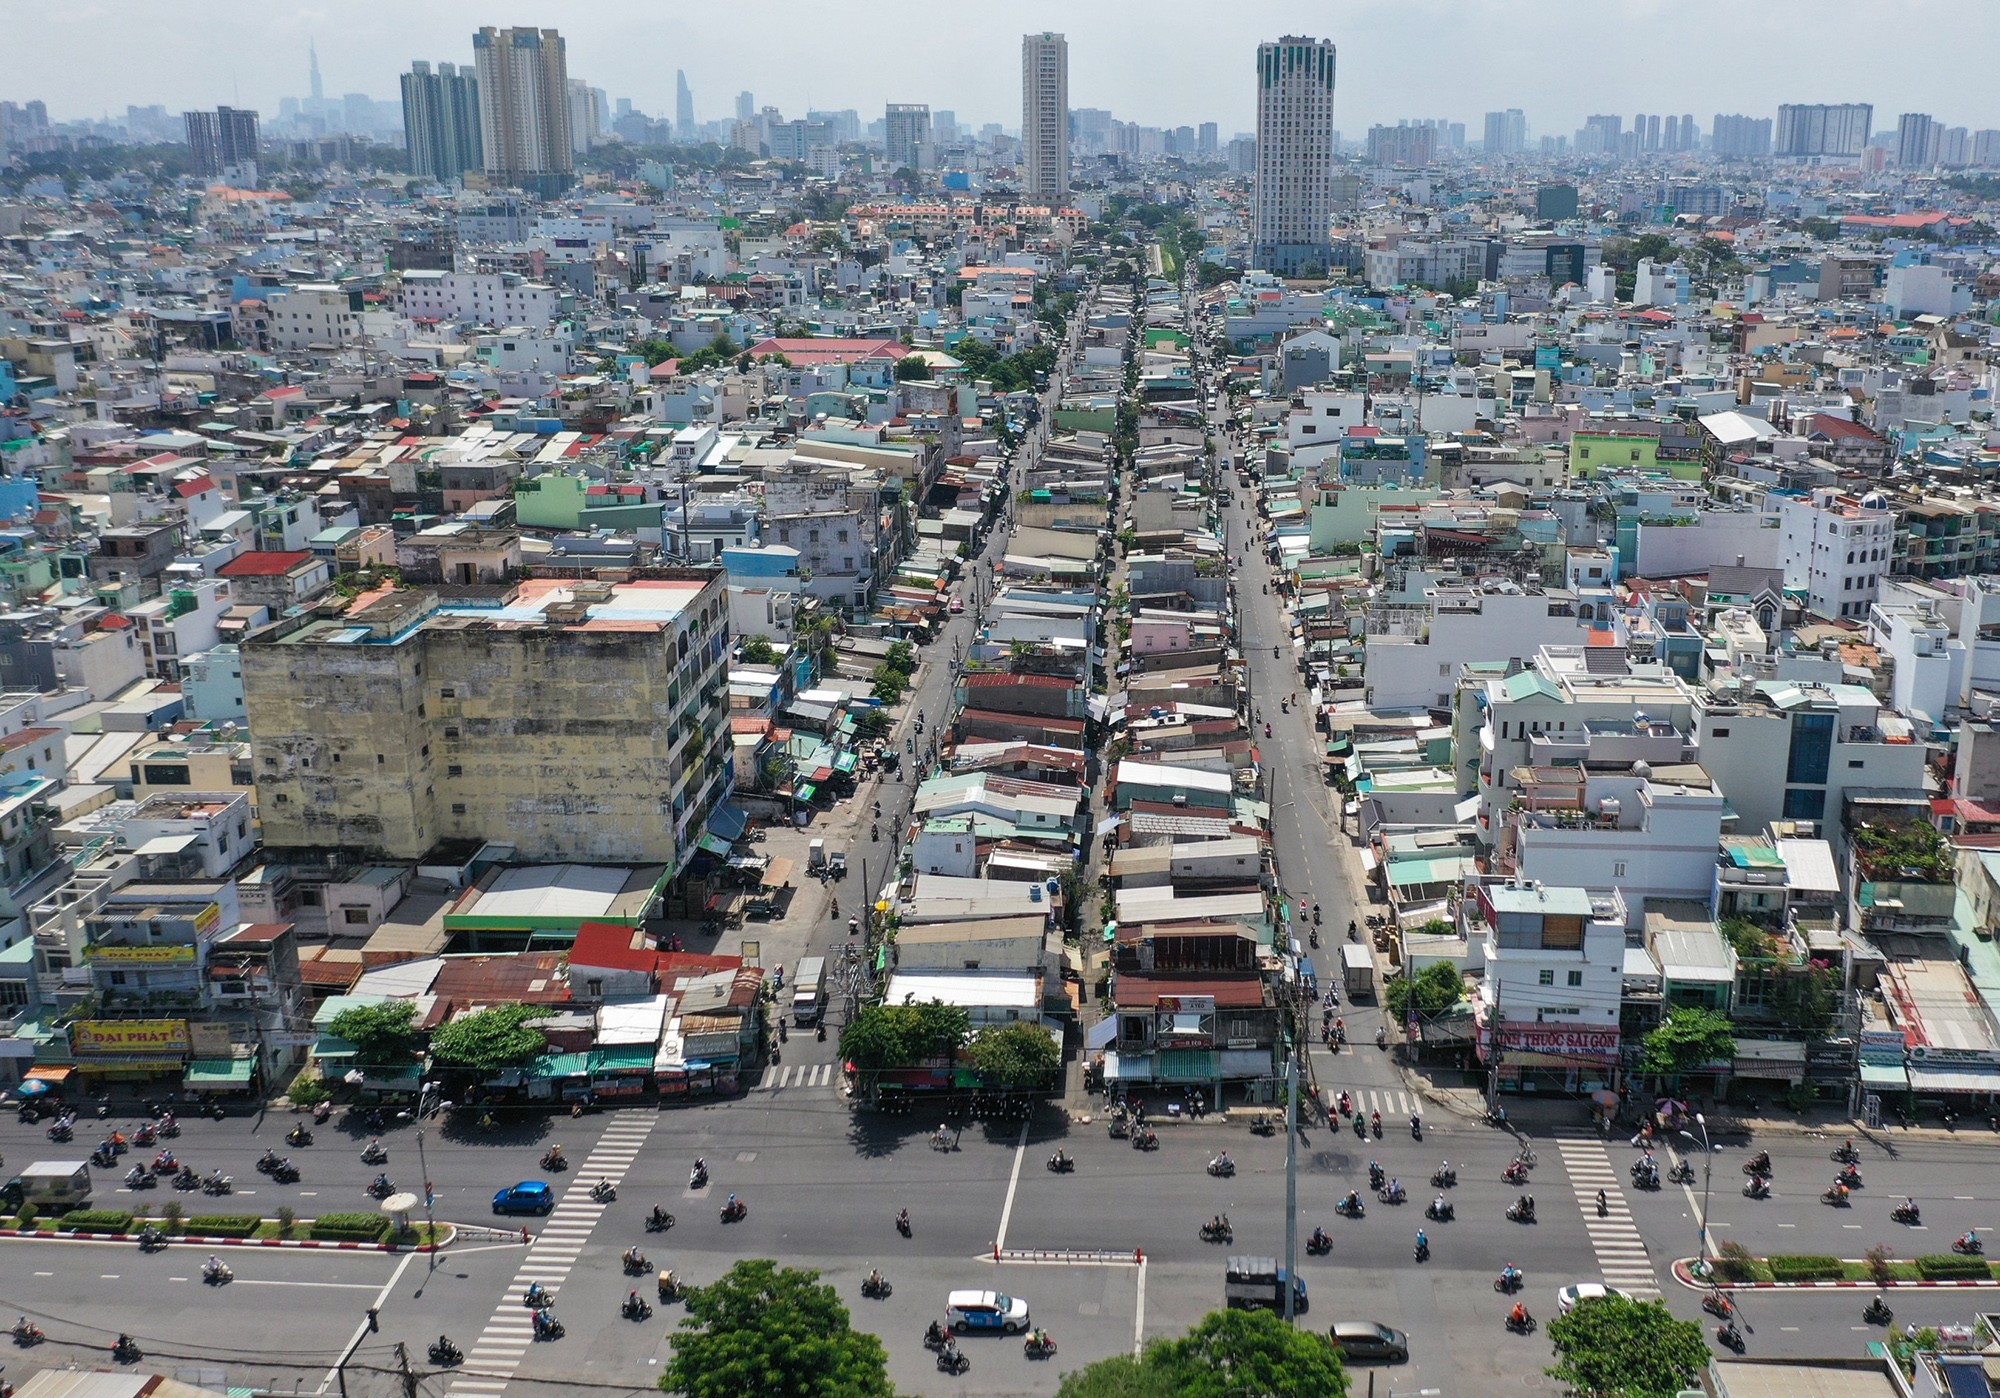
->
[1556,1133,1663,1295]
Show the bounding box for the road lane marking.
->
[236,1278,383,1290]
[993,1118,1029,1252]
[1778,1222,1797,1227]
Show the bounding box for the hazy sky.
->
[21,0,2000,138]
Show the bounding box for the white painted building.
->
[1252,35,1338,275]
[264,284,363,351]
[1507,766,1726,930]
[1366,580,1592,710]
[397,271,561,329]
[1468,880,1627,1090]
[1778,487,1893,621]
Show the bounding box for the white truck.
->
[790,955,827,1026]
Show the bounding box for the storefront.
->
[1481,1022,1622,1096]
[587,1046,654,1100]
[65,1020,191,1092]
[183,1056,258,1097]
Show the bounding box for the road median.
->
[1674,1252,2000,1289]
[0,1211,456,1253]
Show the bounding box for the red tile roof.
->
[220,550,314,577]
[569,920,660,975]
[1809,413,1881,442]
[746,336,907,366]
[172,475,216,498]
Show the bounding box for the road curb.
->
[0,1222,458,1253]
[1670,1257,2000,1289]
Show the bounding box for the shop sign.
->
[86,944,196,964]
[69,1020,189,1055]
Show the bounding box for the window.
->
[1848,759,1864,769]
[1782,786,1827,821]
[446,763,463,778]
[1710,727,1729,738]
[343,907,371,925]
[451,802,467,816]
[443,726,460,740]
[1537,969,1555,985]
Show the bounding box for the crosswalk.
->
[1313,1083,1423,1118]
[749,1061,841,1093]
[1553,1131,1661,1299]
[447,1114,657,1396]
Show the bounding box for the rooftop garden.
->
[1850,818,1954,884]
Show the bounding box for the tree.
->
[326,1001,422,1073]
[894,354,931,381]
[882,641,917,676]
[1641,1006,1737,1080]
[661,1258,891,1398]
[1385,961,1464,1021]
[429,1005,549,1074]
[838,1001,971,1071]
[1546,1294,1707,1398]
[867,665,906,704]
[965,1021,1061,1089]
[1057,1309,1348,1398]
[739,635,778,666]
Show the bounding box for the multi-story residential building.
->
[401,61,483,183]
[1483,109,1526,156]
[396,270,560,329]
[126,574,235,682]
[1711,113,1772,158]
[885,103,931,171]
[183,106,259,177]
[1365,578,1589,710]
[1020,33,1069,202]
[1896,112,1940,168]
[1366,124,1436,167]
[1466,879,1627,1096]
[263,284,364,352]
[473,26,574,197]
[240,572,733,867]
[1252,35,1337,275]
[759,466,891,613]
[1774,102,1872,162]
[1778,487,1893,621]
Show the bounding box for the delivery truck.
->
[0,1160,92,1213]
[1341,942,1375,1001]
[1225,1256,1308,1313]
[790,955,827,1026]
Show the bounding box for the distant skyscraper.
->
[1198,121,1219,157]
[567,79,604,154]
[1646,114,1661,151]
[1775,103,1872,160]
[1021,31,1070,201]
[401,60,483,182]
[1483,108,1525,155]
[1711,113,1771,157]
[1252,35,1337,276]
[1366,124,1435,167]
[308,40,324,109]
[885,102,931,171]
[1896,112,1939,167]
[183,106,260,177]
[472,26,573,197]
[1578,114,1622,155]
[735,91,754,123]
[1681,114,1697,150]
[675,70,694,139]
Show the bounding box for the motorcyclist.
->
[1501,1262,1523,1286]
[1961,1229,1980,1250]
[625,1289,644,1315]
[925,1318,945,1346]
[1051,1148,1068,1168]
[1310,1224,1330,1247]
[1388,1176,1402,1201]
[1596,1187,1608,1213]
[867,1267,884,1291]
[1213,1150,1231,1172]
[1509,1301,1530,1327]
[437,1334,458,1360]
[525,1282,547,1306]
[649,1204,671,1228]
[1515,1194,1535,1219]
[897,1207,910,1229]
[1344,1188,1362,1213]
[1370,1110,1382,1134]
[545,1144,565,1164]
[623,1246,646,1270]
[1834,1181,1850,1202]
[1415,1228,1428,1252]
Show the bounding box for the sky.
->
[19,0,2000,139]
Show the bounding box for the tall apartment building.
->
[472,26,573,197]
[1252,35,1338,276]
[1896,112,1939,167]
[183,106,260,178]
[241,573,734,866]
[1577,114,1622,155]
[1197,121,1219,157]
[885,102,931,171]
[566,78,602,154]
[1366,124,1436,167]
[1778,487,1893,622]
[1483,109,1525,155]
[401,61,483,183]
[1711,113,1772,158]
[1775,103,1872,161]
[1020,32,1070,201]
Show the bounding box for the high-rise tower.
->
[402,60,483,182]
[472,26,573,197]
[1021,32,1070,202]
[1252,35,1337,276]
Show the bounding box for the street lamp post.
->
[1679,1113,1714,1266]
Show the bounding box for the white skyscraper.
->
[885,103,931,171]
[472,26,573,197]
[1253,35,1337,275]
[1021,32,1070,202]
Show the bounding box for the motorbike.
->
[1631,1168,1661,1192]
[860,1273,892,1299]
[125,1165,155,1189]
[1425,1198,1455,1221]
[1495,1267,1524,1293]
[589,1180,617,1203]
[532,1313,565,1342]
[541,1149,568,1172]
[1377,1185,1405,1205]
[45,1122,72,1143]
[1131,1127,1159,1150]
[428,1338,463,1367]
[367,1175,395,1199]
[1502,1161,1529,1185]
[621,1294,653,1321]
[870,824,878,842]
[1506,1200,1536,1224]
[1414,1238,1431,1263]
[202,1172,233,1195]
[1047,1153,1074,1173]
[90,1147,116,1169]
[896,1210,912,1237]
[720,1199,747,1223]
[1892,1202,1922,1225]
[1831,1143,1860,1164]
[285,1126,312,1147]
[256,1150,281,1174]
[1715,1322,1745,1353]
[1837,1165,1863,1188]
[1431,1167,1457,1188]
[658,1272,680,1304]
[12,1319,44,1345]
[1024,1333,1058,1359]
[137,1227,168,1252]
[271,1160,300,1183]
[936,1348,971,1376]
[1335,1195,1365,1218]
[112,1334,144,1363]
[622,1251,653,1275]
[1505,1310,1537,1334]
[1353,1114,1366,1139]
[1667,1158,1697,1184]
[174,1166,201,1191]
[923,1322,948,1352]
[1743,1177,1770,1199]
[311,1102,331,1125]
[1411,1115,1423,1140]
[1743,1154,1772,1177]
[1821,1187,1851,1207]
[202,1259,233,1285]
[1306,1229,1333,1255]
[646,1209,675,1233]
[150,1151,178,1174]
[1368,1163,1385,1190]
[1954,1234,1984,1256]
[360,1143,387,1165]
[1863,1297,1893,1325]
[1199,1220,1234,1244]
[1596,1191,1608,1216]
[1702,1292,1734,1319]
[133,1124,156,1147]
[523,1283,552,1309]
[1207,1156,1235,1178]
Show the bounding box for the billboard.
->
[86,944,196,965]
[69,1020,190,1055]
[193,902,222,936]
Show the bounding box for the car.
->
[945,1289,1030,1334]
[948,596,964,614]
[1556,1283,1632,1315]
[1328,1320,1409,1364]
[492,1181,555,1216]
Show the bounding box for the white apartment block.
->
[1252,35,1337,276]
[1021,32,1070,201]
[1778,487,1892,621]
[398,270,561,329]
[1366,580,1592,710]
[264,284,363,351]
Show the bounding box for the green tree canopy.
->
[1385,961,1464,1021]
[738,635,778,666]
[661,1258,891,1398]
[894,354,931,381]
[326,1001,422,1072]
[428,1004,549,1074]
[1546,1294,1707,1398]
[1056,1308,1347,1398]
[838,1001,971,1071]
[965,1021,1062,1089]
[1641,1006,1737,1078]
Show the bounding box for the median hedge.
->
[308,1212,389,1242]
[57,1209,135,1232]
[1766,1254,1844,1282]
[182,1214,261,1237]
[1916,1253,1992,1281]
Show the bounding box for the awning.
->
[1103,1050,1152,1081]
[183,1057,253,1086]
[133,833,200,857]
[698,833,734,857]
[1086,1019,1118,1050]
[796,782,818,802]
[24,1065,75,1084]
[1453,796,1480,822]
[1859,1062,1909,1088]
[833,752,859,773]
[704,803,748,843]
[1907,1065,2000,1094]
[1095,814,1124,836]
[311,1034,359,1061]
[1219,1048,1275,1078]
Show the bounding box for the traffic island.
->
[1673,1253,2000,1289]
[0,1207,455,1252]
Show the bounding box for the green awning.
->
[589,1045,658,1073]
[698,833,734,857]
[1860,1062,1909,1087]
[796,782,818,802]
[833,752,859,773]
[184,1057,253,1085]
[311,1034,359,1061]
[530,1051,591,1079]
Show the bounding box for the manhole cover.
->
[734,1151,757,1163]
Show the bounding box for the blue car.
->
[492,1181,555,1216]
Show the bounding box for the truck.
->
[1341,942,1375,1001]
[1225,1256,1308,1314]
[0,1160,92,1213]
[790,955,827,1026]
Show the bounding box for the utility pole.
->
[395,1340,418,1397]
[1282,1042,1299,1322]
[414,1122,436,1272]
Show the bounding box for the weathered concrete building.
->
[240,571,733,866]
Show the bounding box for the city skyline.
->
[19,0,2000,137]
